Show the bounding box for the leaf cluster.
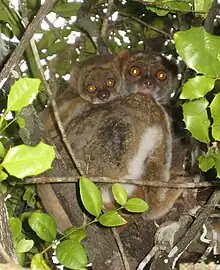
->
[174,26,220,177]
[0,78,55,184]
[0,78,55,267]
[11,177,148,270]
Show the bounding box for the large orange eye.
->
[87,84,97,93]
[106,78,115,87]
[129,66,141,77]
[156,70,167,81]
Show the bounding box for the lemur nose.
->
[143,78,153,87]
[98,90,110,100]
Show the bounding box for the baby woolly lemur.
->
[119,50,179,105]
[42,54,123,135]
[69,54,124,104]
[41,51,182,220]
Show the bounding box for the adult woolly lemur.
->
[117,50,189,174]
[64,93,182,219]
[119,50,179,105]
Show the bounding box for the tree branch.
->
[23,175,219,189]
[101,0,114,43]
[204,0,220,34]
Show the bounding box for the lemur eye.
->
[106,78,115,87]
[87,84,97,93]
[156,70,167,81]
[129,66,141,77]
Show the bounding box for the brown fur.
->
[39,53,182,224]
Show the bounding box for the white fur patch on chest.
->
[126,125,163,180]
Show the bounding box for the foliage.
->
[146,0,193,16]
[175,27,220,77]
[0,78,55,267]
[144,0,213,16]
[0,78,55,183]
[9,177,148,270]
[79,176,103,217]
[174,26,220,177]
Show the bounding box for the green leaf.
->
[79,177,102,217]
[47,41,68,56]
[56,240,88,269]
[28,212,57,241]
[23,185,36,208]
[208,150,220,178]
[31,254,50,270]
[174,27,220,77]
[198,155,215,172]
[0,141,6,158]
[10,217,22,240]
[14,231,25,247]
[194,0,213,13]
[146,0,192,16]
[213,118,220,141]
[0,170,8,182]
[0,2,23,37]
[180,76,216,100]
[7,78,41,112]
[210,93,220,140]
[19,212,32,223]
[24,185,36,192]
[27,0,40,10]
[17,116,25,128]
[8,177,18,186]
[17,252,25,266]
[144,18,164,38]
[1,24,14,39]
[65,227,87,242]
[213,154,220,178]
[16,239,34,253]
[38,31,56,50]
[112,184,128,205]
[1,142,55,178]
[55,56,78,77]
[98,211,127,227]
[0,182,7,194]
[52,2,81,18]
[83,40,96,55]
[182,99,210,143]
[124,198,149,213]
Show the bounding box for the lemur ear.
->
[117,49,130,62]
[116,50,132,71]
